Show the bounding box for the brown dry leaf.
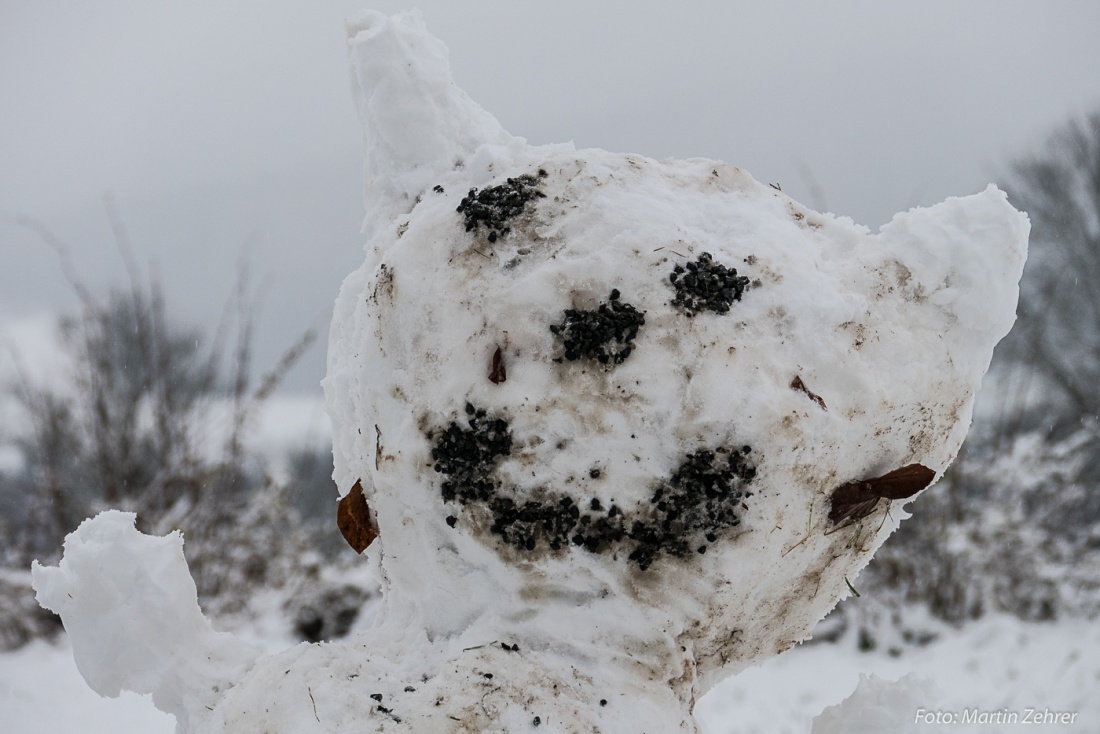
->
[790,375,827,411]
[828,463,935,526]
[337,479,378,553]
[488,346,507,384]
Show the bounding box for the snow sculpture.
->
[32,10,1028,733]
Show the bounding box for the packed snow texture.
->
[33,9,1028,733]
[30,512,258,733]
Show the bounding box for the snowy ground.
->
[3,613,1095,733]
[696,615,1100,733]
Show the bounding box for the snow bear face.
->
[333,154,809,657]
[326,146,1017,689]
[393,160,772,573]
[417,171,763,571]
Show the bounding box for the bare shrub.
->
[2,211,326,641]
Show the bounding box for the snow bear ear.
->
[346,9,519,241]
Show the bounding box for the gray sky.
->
[2,1,1099,391]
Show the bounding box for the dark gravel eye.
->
[455,173,546,242]
[669,252,750,316]
[550,292,645,366]
[430,406,513,505]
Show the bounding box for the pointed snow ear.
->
[345,9,518,242]
[337,479,378,553]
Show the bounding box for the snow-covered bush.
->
[285,447,363,561]
[283,577,374,643]
[180,479,379,634]
[0,569,63,650]
[995,109,1100,429]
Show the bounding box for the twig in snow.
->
[462,640,497,651]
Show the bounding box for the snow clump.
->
[31,511,258,733]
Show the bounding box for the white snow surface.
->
[30,9,1028,734]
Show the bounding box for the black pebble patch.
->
[549,291,645,366]
[430,406,755,569]
[626,447,756,571]
[430,404,513,506]
[669,252,750,316]
[456,172,547,242]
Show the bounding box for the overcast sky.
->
[2,1,1099,391]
